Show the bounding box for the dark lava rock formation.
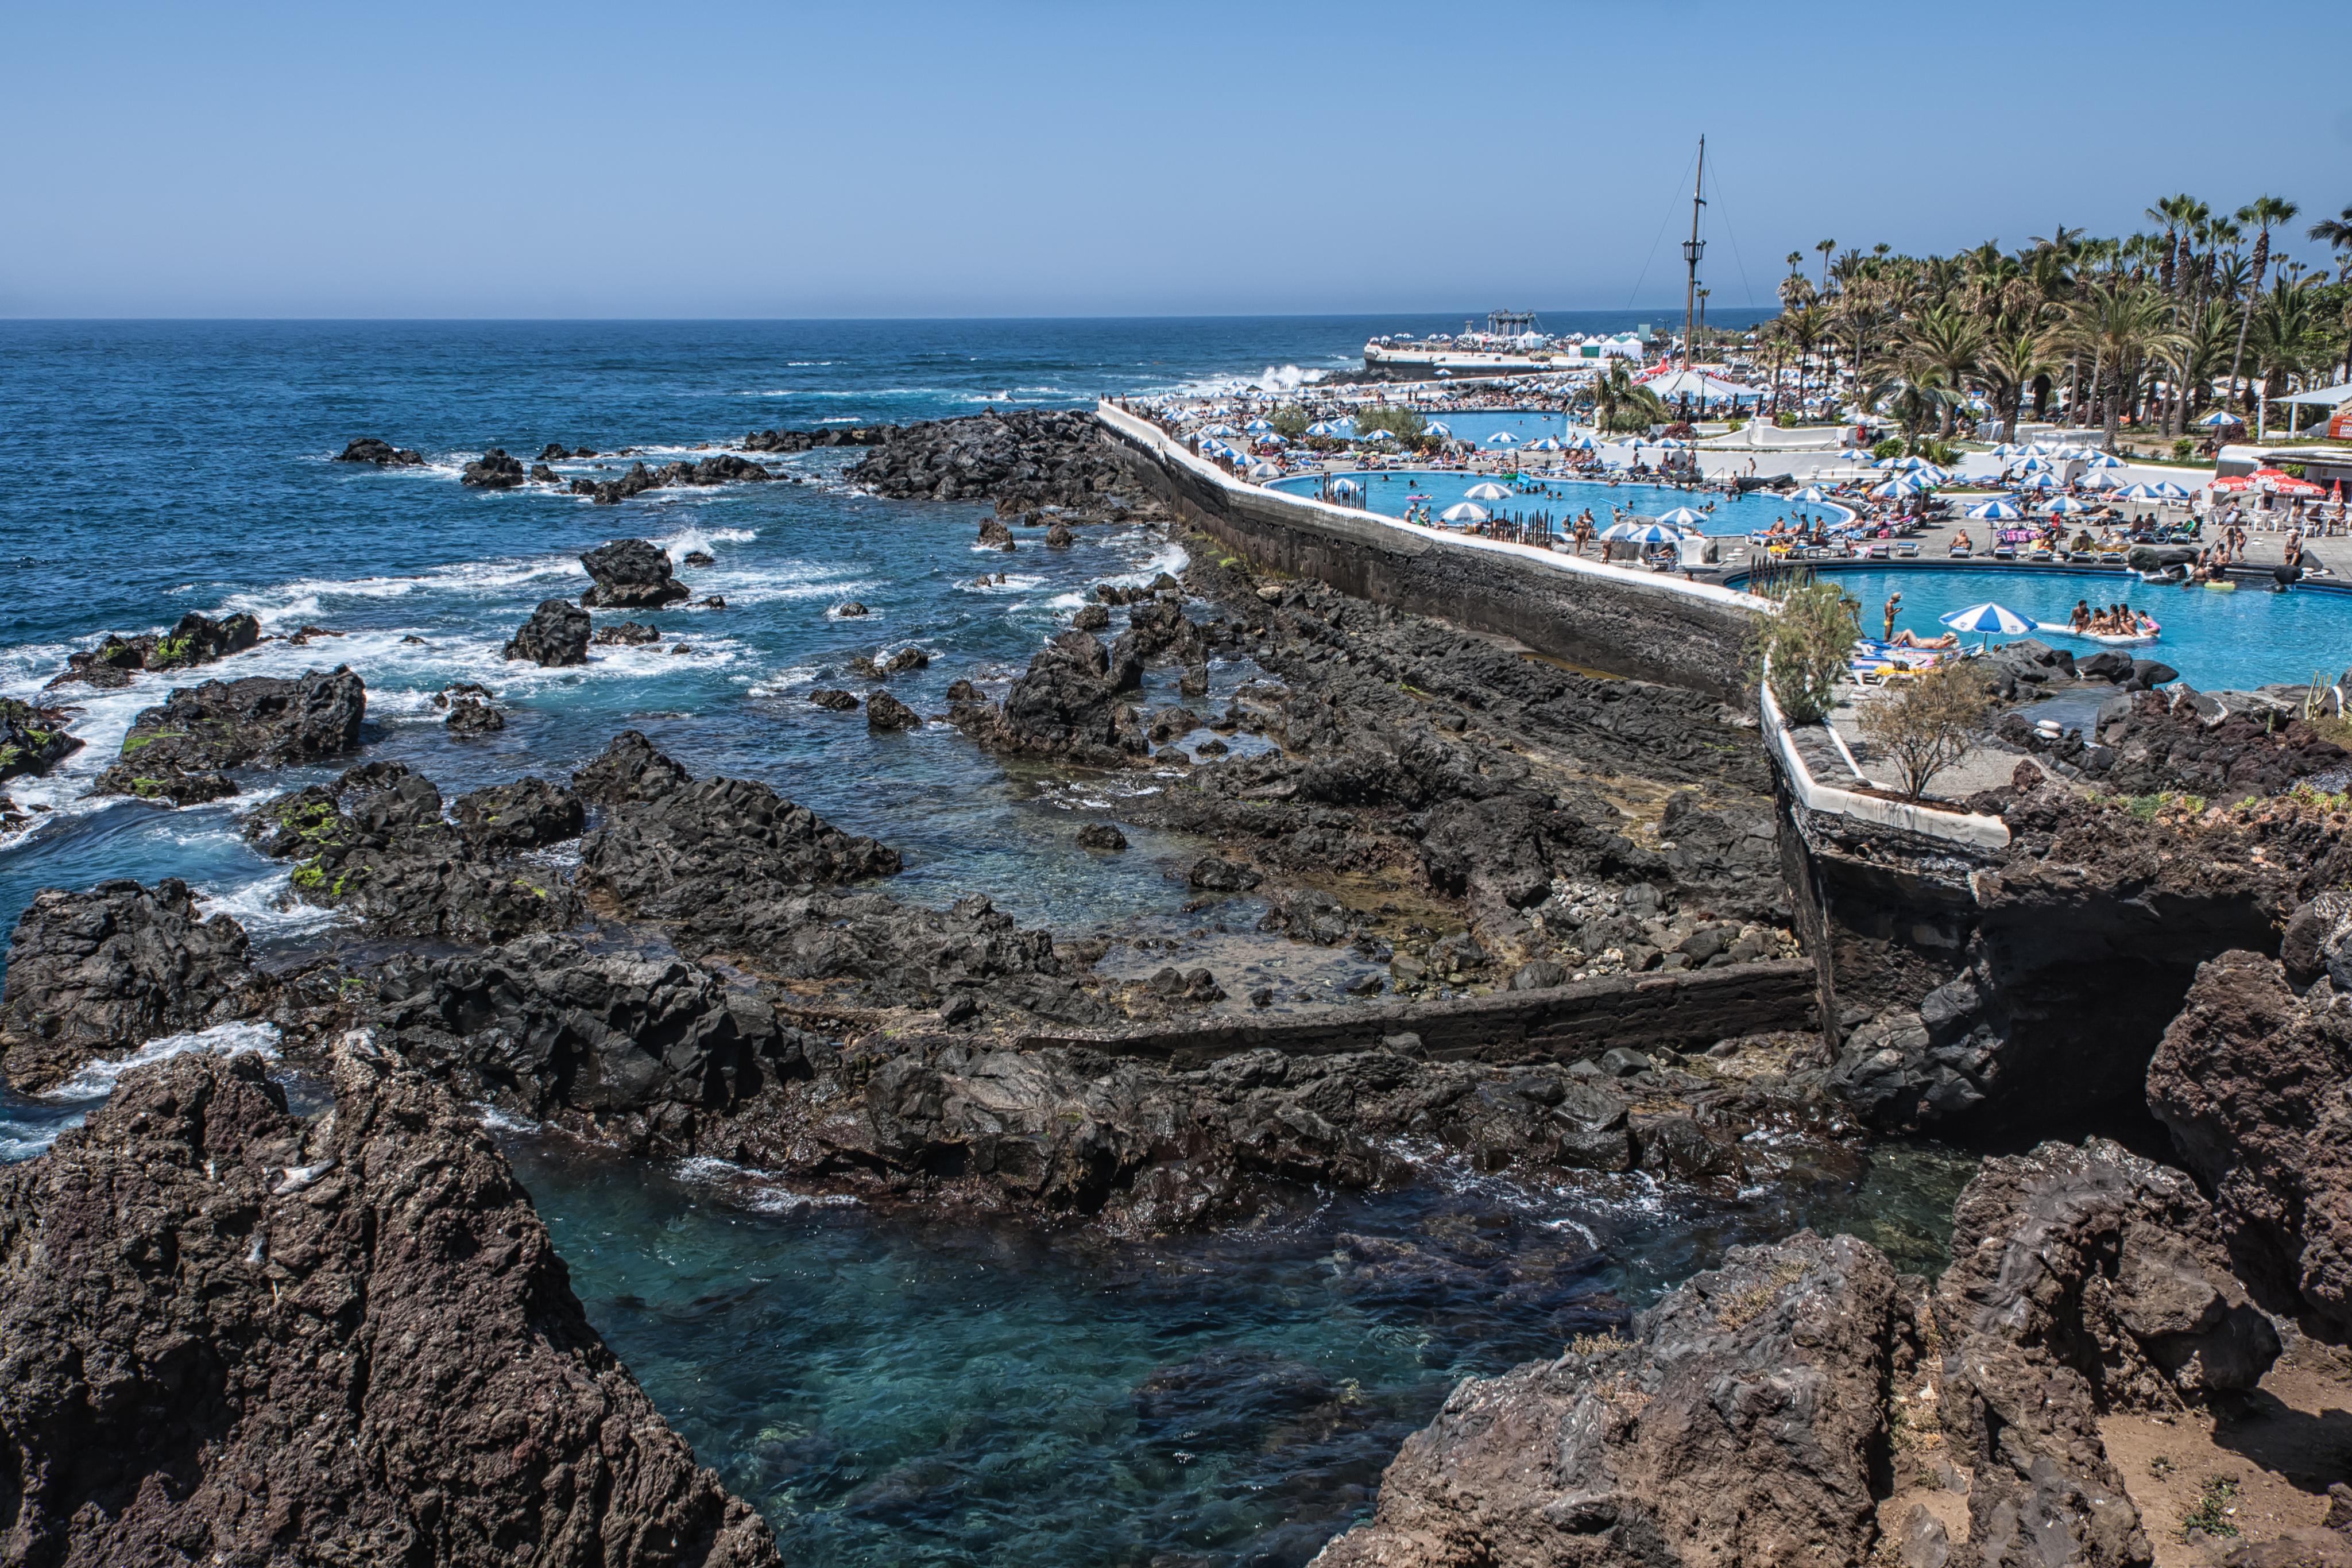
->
[0,1039,782,1567]
[949,629,1147,766]
[334,436,424,466]
[505,598,592,667]
[571,729,693,805]
[373,934,790,1124]
[92,667,365,801]
[741,425,887,454]
[2150,944,2352,1342]
[568,455,773,505]
[2008,685,2350,796]
[49,611,262,691]
[0,699,82,783]
[846,409,1148,512]
[581,539,691,609]
[0,878,265,1094]
[245,762,582,942]
[460,447,526,488]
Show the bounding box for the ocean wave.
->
[671,1154,859,1213]
[196,869,347,940]
[39,1021,282,1103]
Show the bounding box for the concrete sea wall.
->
[1096,401,1760,700]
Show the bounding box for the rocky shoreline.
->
[6,409,2352,1562]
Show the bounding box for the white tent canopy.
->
[2275,382,2352,408]
[1642,369,1767,402]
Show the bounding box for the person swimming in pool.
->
[2069,599,2092,632]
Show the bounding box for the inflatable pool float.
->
[2036,621,2161,647]
[2203,579,2237,591]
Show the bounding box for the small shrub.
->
[1857,660,1995,800]
[1355,406,1427,440]
[1775,411,1799,428]
[1750,582,1859,725]
[1270,404,1310,440]
[2179,1474,2240,1539]
[1871,436,1905,459]
[2172,438,2194,461]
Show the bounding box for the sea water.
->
[1,316,1959,1565]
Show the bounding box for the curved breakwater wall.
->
[1095,401,1757,701]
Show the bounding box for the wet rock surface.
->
[0,878,265,1093]
[0,698,83,783]
[93,666,366,800]
[50,611,263,692]
[459,446,527,488]
[581,537,691,609]
[333,436,424,466]
[568,454,775,504]
[2009,686,2350,796]
[2150,945,2352,1342]
[0,1040,782,1567]
[505,598,592,666]
[245,761,583,942]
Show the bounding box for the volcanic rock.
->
[591,620,663,646]
[2149,944,2352,1341]
[569,729,691,806]
[333,436,424,466]
[1314,1231,1909,1568]
[808,688,860,712]
[947,630,1146,766]
[51,611,262,688]
[0,699,82,783]
[1077,822,1127,852]
[580,538,691,609]
[444,697,504,733]
[865,691,920,732]
[504,598,591,666]
[845,409,1142,511]
[0,878,265,1093]
[92,667,365,800]
[0,1040,783,1566]
[459,447,526,488]
[245,762,582,942]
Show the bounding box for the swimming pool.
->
[1266,470,1838,537]
[1778,564,2352,693]
[1409,410,1587,448]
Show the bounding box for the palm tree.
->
[1902,305,1988,436]
[1592,362,1666,435]
[2058,281,2187,451]
[1784,305,1825,416]
[2250,276,2326,435]
[2146,195,2190,298]
[2309,205,2352,279]
[2166,297,2237,435]
[1979,330,2056,442]
[2226,195,2300,408]
[1862,359,1962,455]
[1815,238,1835,292]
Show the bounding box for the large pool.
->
[1267,469,1833,537]
[1786,565,2352,693]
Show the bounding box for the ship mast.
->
[1680,137,1706,373]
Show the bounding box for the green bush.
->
[1871,437,1904,459]
[1355,406,1428,440]
[1270,404,1310,440]
[1775,411,1798,428]
[1750,582,1858,725]
[2172,438,2195,461]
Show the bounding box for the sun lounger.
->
[1893,541,1920,558]
[1992,543,2016,560]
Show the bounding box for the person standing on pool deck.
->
[1883,593,1901,642]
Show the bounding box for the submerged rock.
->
[580,537,691,609]
[0,1039,783,1566]
[0,878,265,1093]
[0,699,82,783]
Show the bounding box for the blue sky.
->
[5,1,2349,318]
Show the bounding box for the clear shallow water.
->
[1270,469,1821,537]
[510,1134,1974,1568]
[1,314,1952,1567]
[1790,564,2352,692]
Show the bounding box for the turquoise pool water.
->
[1267,470,1836,537]
[1792,564,2352,692]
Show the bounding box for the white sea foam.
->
[196,870,348,940]
[39,1021,282,1102]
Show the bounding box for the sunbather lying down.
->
[1890,629,1958,649]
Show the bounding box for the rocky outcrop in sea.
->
[91,666,366,803]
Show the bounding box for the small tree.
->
[1857,660,1995,800]
[1750,582,1858,724]
[1270,403,1311,440]
[1355,406,1427,440]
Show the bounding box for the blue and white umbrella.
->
[1601,520,1680,544]
[1244,419,1274,433]
[2018,472,2060,490]
[2153,479,2194,499]
[1485,431,1519,446]
[1202,424,1237,437]
[1247,460,1283,479]
[1526,436,1562,451]
[1425,421,1452,438]
[1889,455,1939,471]
[2117,483,2164,502]
[2196,409,2243,428]
[1439,502,1490,524]
[1990,443,2024,457]
[1463,482,1511,501]
[1964,498,2024,521]
[1839,447,1874,460]
[1359,428,1397,442]
[1568,435,1597,450]
[1328,478,1362,495]
[2078,469,2121,491]
[2080,451,2123,468]
[1305,421,1340,436]
[1796,486,1829,504]
[2041,494,2094,514]
[1940,602,2034,636]
[1651,438,1689,448]
[1655,506,1708,528]
[2010,455,2053,473]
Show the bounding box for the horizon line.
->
[0,308,1780,326]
